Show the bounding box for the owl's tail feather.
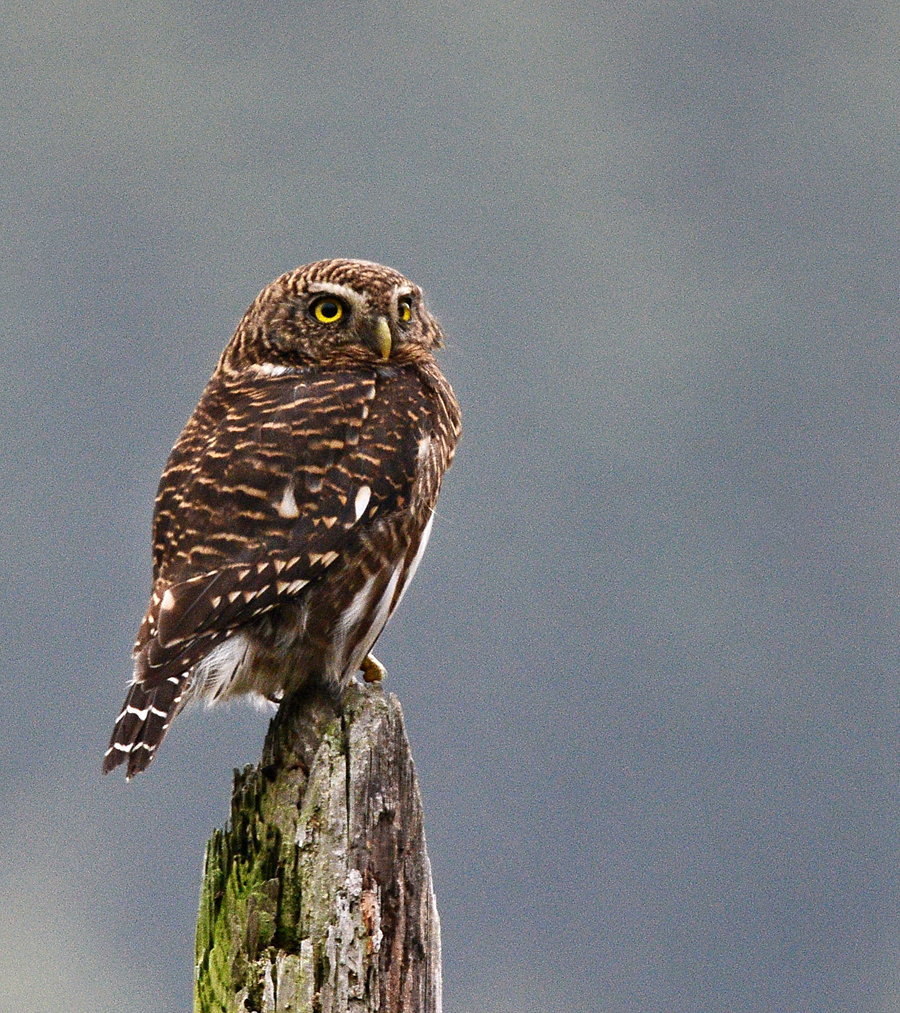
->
[102,674,186,779]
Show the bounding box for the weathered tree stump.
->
[194,681,442,1013]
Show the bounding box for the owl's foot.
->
[361,654,386,683]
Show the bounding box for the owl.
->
[103,259,460,778]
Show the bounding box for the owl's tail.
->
[102,675,186,779]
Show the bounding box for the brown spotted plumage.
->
[103,259,460,778]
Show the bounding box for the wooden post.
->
[194,681,442,1013]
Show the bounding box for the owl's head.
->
[218,259,446,375]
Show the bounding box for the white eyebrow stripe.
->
[306,281,368,312]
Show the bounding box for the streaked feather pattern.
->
[104,260,459,777]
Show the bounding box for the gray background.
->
[2,2,899,1011]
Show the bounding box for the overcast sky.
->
[3,3,900,1011]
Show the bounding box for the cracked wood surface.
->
[195,681,441,1012]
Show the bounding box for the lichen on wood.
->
[194,681,442,1013]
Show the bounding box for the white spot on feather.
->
[277,484,300,519]
[311,550,340,567]
[353,486,371,522]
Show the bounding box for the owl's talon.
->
[361,654,386,683]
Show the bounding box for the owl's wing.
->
[135,368,430,688]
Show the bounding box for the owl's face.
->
[220,259,445,375]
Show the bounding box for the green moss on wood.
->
[194,682,441,1013]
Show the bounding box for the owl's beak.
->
[371,315,392,360]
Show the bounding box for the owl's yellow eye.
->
[398,298,412,323]
[311,297,344,324]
